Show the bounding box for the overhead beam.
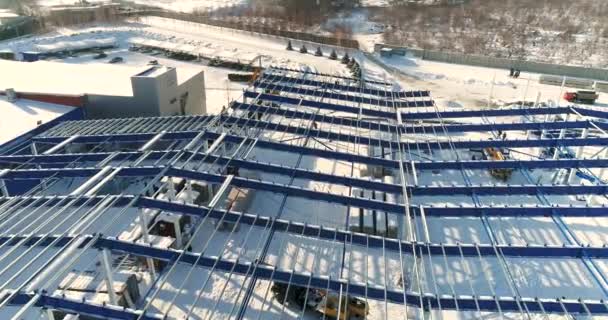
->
[231,102,600,134]
[7,234,608,314]
[219,114,608,150]
[253,81,434,108]
[4,149,608,174]
[258,73,429,98]
[3,166,608,210]
[246,91,608,120]
[2,194,607,219]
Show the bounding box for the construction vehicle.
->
[564,90,599,104]
[483,147,512,181]
[271,283,368,319]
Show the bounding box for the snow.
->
[36,0,247,11]
[0,97,74,145]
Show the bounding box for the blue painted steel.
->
[245,91,608,120]
[137,197,608,258]
[258,73,429,98]
[254,81,434,108]
[219,115,608,150]
[4,151,608,173]
[231,102,601,133]
[4,194,607,218]
[4,167,608,208]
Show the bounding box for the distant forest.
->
[378,0,608,66]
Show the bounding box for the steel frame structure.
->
[1,67,608,319]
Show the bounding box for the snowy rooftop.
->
[0,60,203,97]
[0,67,608,319]
[0,96,74,145]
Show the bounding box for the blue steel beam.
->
[3,166,608,204]
[9,237,608,315]
[4,148,608,173]
[258,73,430,98]
[2,197,608,258]
[219,114,608,150]
[253,81,434,108]
[3,194,608,218]
[232,102,601,133]
[75,237,608,313]
[139,197,608,258]
[246,91,608,120]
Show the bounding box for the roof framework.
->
[1,67,608,319]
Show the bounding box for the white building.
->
[0,60,206,118]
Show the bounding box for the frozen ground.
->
[36,0,247,11]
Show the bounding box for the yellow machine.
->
[314,292,369,320]
[484,147,512,181]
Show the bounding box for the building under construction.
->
[0,67,608,319]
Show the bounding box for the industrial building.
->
[0,66,608,319]
[0,60,206,118]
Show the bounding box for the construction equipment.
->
[271,283,368,319]
[483,147,513,181]
[564,90,599,104]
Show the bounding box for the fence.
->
[125,10,359,49]
[375,44,608,82]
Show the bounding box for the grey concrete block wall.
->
[375,44,608,82]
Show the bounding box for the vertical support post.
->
[0,169,9,197]
[568,128,589,184]
[411,161,418,186]
[101,248,118,306]
[31,142,38,155]
[598,149,608,182]
[553,114,570,160]
[46,309,55,320]
[419,206,430,243]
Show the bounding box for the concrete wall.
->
[178,71,206,116]
[85,67,206,119]
[375,44,608,82]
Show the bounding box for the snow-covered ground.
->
[36,0,247,11]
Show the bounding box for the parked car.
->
[108,57,124,64]
[93,52,107,59]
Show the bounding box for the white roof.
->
[0,96,74,145]
[34,37,116,54]
[0,60,202,97]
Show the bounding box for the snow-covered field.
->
[37,0,247,11]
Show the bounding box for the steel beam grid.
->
[254,78,434,108]
[6,149,608,173]
[29,116,608,153]
[245,90,608,120]
[7,236,608,315]
[2,68,608,318]
[258,72,430,98]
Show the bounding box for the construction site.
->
[0,64,607,319]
